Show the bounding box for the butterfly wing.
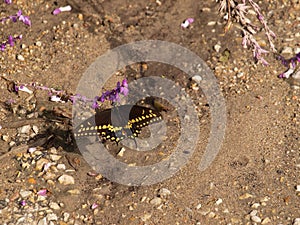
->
[74,105,163,143]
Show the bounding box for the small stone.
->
[67,189,80,195]
[47,213,58,221]
[57,163,66,170]
[36,158,50,171]
[208,212,216,218]
[150,197,162,205]
[35,41,42,47]
[214,43,221,53]
[58,174,75,185]
[19,190,32,198]
[251,203,261,209]
[215,198,223,205]
[17,54,25,61]
[37,217,47,225]
[196,203,202,210]
[294,218,300,225]
[2,135,9,142]
[207,21,216,26]
[261,217,271,224]
[50,154,61,161]
[250,210,258,216]
[78,13,83,20]
[192,75,202,83]
[63,212,70,222]
[49,202,60,210]
[117,148,125,157]
[18,125,31,134]
[158,188,171,197]
[296,185,300,192]
[251,215,262,223]
[281,46,293,55]
[239,193,253,199]
[32,125,39,134]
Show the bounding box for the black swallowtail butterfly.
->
[74,105,163,143]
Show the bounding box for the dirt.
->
[0,0,299,224]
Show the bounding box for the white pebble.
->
[150,197,162,205]
[57,163,66,170]
[251,215,262,223]
[49,202,60,210]
[35,41,42,46]
[214,43,221,53]
[192,75,202,83]
[18,125,31,134]
[19,190,32,198]
[215,198,223,205]
[47,213,58,221]
[294,218,300,225]
[17,54,25,61]
[158,188,171,197]
[58,174,75,185]
[37,217,47,225]
[281,46,293,55]
[117,147,125,157]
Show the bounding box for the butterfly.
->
[74,105,163,143]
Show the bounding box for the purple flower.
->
[52,5,72,15]
[0,35,22,51]
[0,10,31,26]
[37,189,48,196]
[20,200,26,206]
[181,18,194,28]
[4,0,12,4]
[277,52,300,78]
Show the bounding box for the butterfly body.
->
[74,105,162,143]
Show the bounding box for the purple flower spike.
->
[4,0,12,4]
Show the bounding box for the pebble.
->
[50,154,61,161]
[36,158,50,171]
[67,189,80,194]
[35,41,42,47]
[63,212,70,222]
[37,217,47,225]
[281,46,293,55]
[294,218,300,225]
[214,43,221,53]
[239,193,253,199]
[57,163,66,170]
[261,217,272,224]
[251,215,262,223]
[2,135,9,142]
[215,198,223,205]
[19,190,32,198]
[296,185,300,192]
[18,125,31,134]
[192,75,202,83]
[117,147,125,157]
[149,197,162,205]
[17,54,25,61]
[58,174,75,185]
[49,202,60,210]
[158,188,171,197]
[47,213,58,221]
